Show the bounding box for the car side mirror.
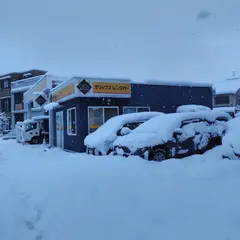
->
[120,127,132,136]
[173,128,183,137]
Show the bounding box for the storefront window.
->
[88,107,119,133]
[67,107,77,135]
[123,106,150,114]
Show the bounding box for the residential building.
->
[213,77,240,107]
[11,74,46,126]
[0,70,46,127]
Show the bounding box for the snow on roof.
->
[11,86,32,93]
[44,102,59,111]
[0,75,11,80]
[84,112,163,149]
[23,73,32,77]
[214,78,240,95]
[113,110,231,151]
[176,105,211,113]
[133,79,212,88]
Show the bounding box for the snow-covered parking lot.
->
[1,139,240,240]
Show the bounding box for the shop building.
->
[47,77,213,152]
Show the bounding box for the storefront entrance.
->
[56,111,64,148]
[88,107,119,133]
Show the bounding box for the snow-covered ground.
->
[1,140,240,240]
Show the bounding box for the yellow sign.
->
[93,82,131,94]
[33,78,47,94]
[52,84,75,102]
[24,78,47,103]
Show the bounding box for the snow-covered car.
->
[84,112,163,155]
[213,107,236,118]
[176,104,211,113]
[113,110,231,161]
[222,117,240,160]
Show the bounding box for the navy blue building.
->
[48,77,213,152]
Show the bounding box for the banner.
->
[92,82,131,94]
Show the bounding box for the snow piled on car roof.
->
[177,105,211,113]
[114,111,231,151]
[84,112,162,148]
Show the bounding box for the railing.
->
[15,103,23,110]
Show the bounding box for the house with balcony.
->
[0,70,46,128]
[213,77,240,107]
[11,74,47,126]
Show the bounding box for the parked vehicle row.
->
[85,108,232,161]
[84,112,163,155]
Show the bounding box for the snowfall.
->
[1,128,240,240]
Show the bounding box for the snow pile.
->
[44,102,59,111]
[1,140,240,240]
[222,117,240,158]
[84,112,163,154]
[114,111,230,152]
[176,104,211,113]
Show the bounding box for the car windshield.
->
[25,122,37,132]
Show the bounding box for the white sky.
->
[1,0,240,82]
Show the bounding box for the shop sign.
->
[35,95,46,106]
[77,79,92,95]
[93,82,131,94]
[52,84,75,102]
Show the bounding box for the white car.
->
[176,104,211,113]
[84,112,163,155]
[113,110,231,161]
[213,107,236,118]
[222,117,240,160]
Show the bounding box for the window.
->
[88,107,119,133]
[123,106,150,114]
[215,95,230,105]
[25,122,37,132]
[4,99,9,112]
[67,107,77,135]
[4,80,9,88]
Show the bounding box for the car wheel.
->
[150,149,167,162]
[208,136,222,150]
[30,137,41,145]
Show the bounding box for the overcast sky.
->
[1,0,240,82]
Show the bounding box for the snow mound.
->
[222,117,240,157]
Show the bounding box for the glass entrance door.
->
[56,111,64,148]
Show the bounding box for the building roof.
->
[11,75,45,93]
[133,79,212,88]
[214,77,240,95]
